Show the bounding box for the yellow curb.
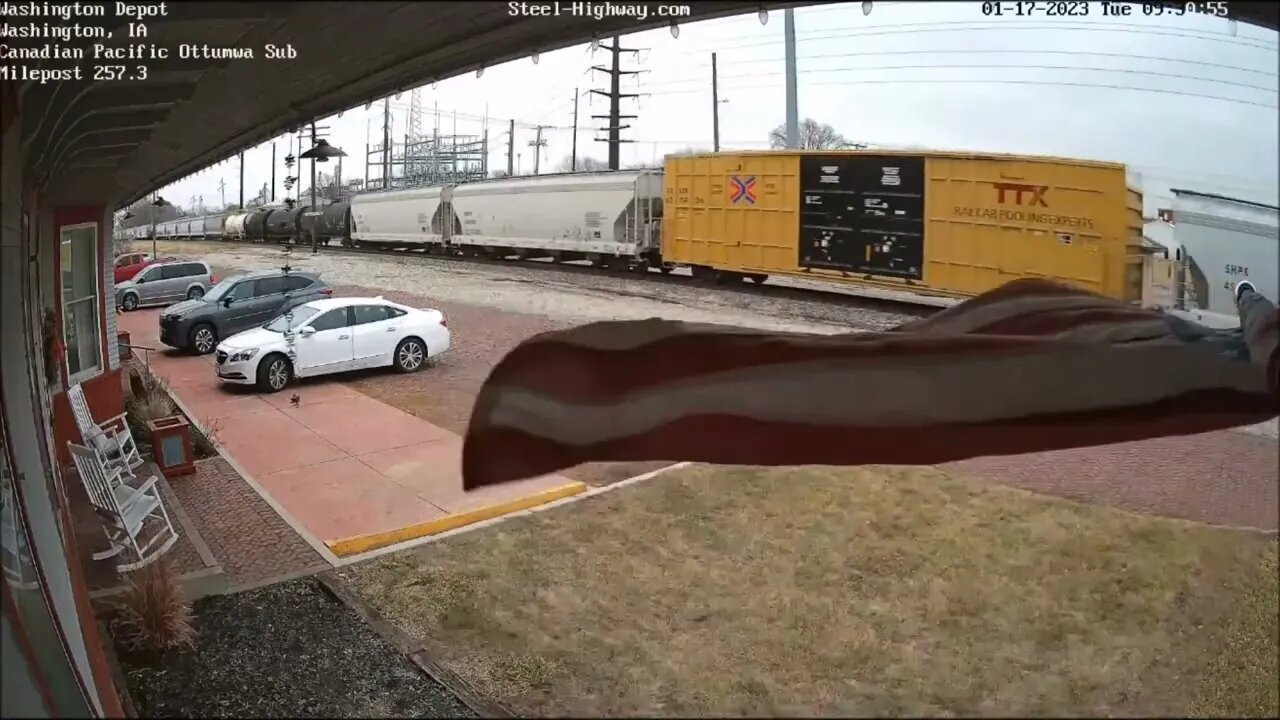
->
[324,481,588,557]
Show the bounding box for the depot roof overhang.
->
[16,1,1276,210]
[15,1,806,209]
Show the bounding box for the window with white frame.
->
[60,224,101,382]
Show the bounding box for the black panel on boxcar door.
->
[798,155,925,280]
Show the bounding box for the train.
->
[121,203,352,245]
[117,149,1276,312]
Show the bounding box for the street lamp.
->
[149,196,168,258]
[300,133,347,254]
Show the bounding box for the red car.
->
[112,252,158,284]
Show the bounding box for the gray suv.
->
[158,270,332,354]
[117,260,213,311]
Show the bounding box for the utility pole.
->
[238,151,245,208]
[571,89,579,172]
[505,119,515,176]
[217,179,226,209]
[528,126,547,175]
[589,36,641,170]
[270,142,276,203]
[711,52,721,153]
[784,9,799,149]
[382,97,391,190]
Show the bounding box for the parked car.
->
[159,269,332,355]
[112,252,156,284]
[214,296,450,392]
[116,260,215,312]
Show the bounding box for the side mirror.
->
[222,297,234,307]
[299,326,316,337]
[136,275,147,283]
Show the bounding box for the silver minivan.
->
[117,260,215,311]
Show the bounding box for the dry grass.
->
[340,464,1279,718]
[110,560,196,653]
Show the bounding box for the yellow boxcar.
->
[662,150,1146,302]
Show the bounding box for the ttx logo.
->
[993,182,1049,207]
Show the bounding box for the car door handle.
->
[339,334,350,340]
[385,327,397,332]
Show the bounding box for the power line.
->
[645,63,1277,95]
[646,78,1279,109]
[682,48,1279,78]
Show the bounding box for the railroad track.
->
[167,238,944,319]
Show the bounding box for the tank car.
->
[264,207,305,243]
[244,209,272,242]
[223,212,248,240]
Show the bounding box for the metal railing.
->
[120,342,158,367]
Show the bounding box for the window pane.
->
[62,227,96,302]
[1,397,92,715]
[254,277,287,296]
[285,276,312,291]
[60,226,100,379]
[309,309,349,332]
[353,305,390,325]
[64,299,100,378]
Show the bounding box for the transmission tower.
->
[588,36,642,170]
[408,87,424,177]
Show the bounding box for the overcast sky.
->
[153,1,1279,216]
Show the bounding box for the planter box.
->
[147,416,195,477]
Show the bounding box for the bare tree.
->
[554,155,610,173]
[768,119,855,150]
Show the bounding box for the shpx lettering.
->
[993,182,1049,208]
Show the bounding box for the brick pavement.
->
[167,457,328,588]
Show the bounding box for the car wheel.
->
[120,293,139,311]
[256,354,293,393]
[393,338,427,373]
[187,286,205,300]
[189,324,217,355]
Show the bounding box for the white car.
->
[214,296,450,392]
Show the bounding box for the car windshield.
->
[263,305,321,333]
[203,278,237,303]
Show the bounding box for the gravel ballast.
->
[118,578,475,718]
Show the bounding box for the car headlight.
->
[228,349,259,363]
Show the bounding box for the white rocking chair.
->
[68,382,144,478]
[68,443,179,573]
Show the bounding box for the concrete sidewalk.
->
[119,309,584,558]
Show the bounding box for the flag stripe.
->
[478,343,1266,444]
[462,279,1280,490]
[464,389,1275,489]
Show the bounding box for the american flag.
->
[462,279,1279,490]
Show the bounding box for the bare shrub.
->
[111,560,196,653]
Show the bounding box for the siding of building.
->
[103,218,119,372]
